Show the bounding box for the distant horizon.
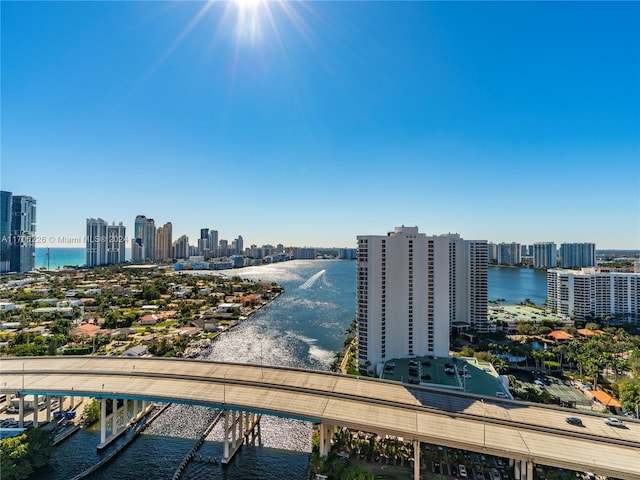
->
[3,2,638,249]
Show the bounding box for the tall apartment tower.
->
[548,268,639,321]
[198,228,210,257]
[487,242,498,263]
[356,226,487,375]
[156,222,173,261]
[497,242,521,266]
[209,230,219,257]
[10,195,37,273]
[106,222,126,264]
[132,215,156,263]
[236,235,244,255]
[219,239,228,256]
[0,191,12,273]
[172,235,189,259]
[559,243,596,268]
[86,218,108,267]
[533,242,557,268]
[87,219,126,266]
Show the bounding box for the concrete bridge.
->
[1,356,639,479]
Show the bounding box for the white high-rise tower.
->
[356,226,487,375]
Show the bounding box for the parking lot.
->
[512,372,592,408]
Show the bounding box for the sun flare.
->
[234,0,263,12]
[232,0,267,44]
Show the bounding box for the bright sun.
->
[234,0,263,12]
[232,0,267,44]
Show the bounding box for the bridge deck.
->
[1,357,639,479]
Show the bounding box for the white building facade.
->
[86,218,108,267]
[547,268,640,321]
[107,222,126,264]
[357,226,487,375]
[87,219,126,267]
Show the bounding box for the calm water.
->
[36,247,88,269]
[487,265,547,306]
[32,259,547,479]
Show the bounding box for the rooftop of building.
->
[379,355,510,398]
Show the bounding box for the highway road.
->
[1,356,639,479]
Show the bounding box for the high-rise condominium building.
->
[156,222,173,261]
[235,235,244,255]
[8,194,37,273]
[132,215,156,263]
[219,239,229,257]
[356,226,487,375]
[86,219,126,267]
[497,242,521,266]
[533,242,557,268]
[198,228,210,257]
[107,222,126,265]
[173,235,189,260]
[559,243,596,268]
[0,191,12,273]
[209,230,219,257]
[547,268,639,321]
[86,218,108,267]
[487,242,498,263]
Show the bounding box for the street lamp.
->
[481,399,486,449]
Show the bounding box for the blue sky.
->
[2,1,639,249]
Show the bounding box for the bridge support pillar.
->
[318,423,334,457]
[33,394,39,427]
[514,460,523,480]
[98,398,147,450]
[221,410,261,464]
[112,398,118,436]
[18,395,24,428]
[413,440,420,480]
[100,398,107,445]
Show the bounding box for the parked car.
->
[605,417,625,427]
[565,417,583,426]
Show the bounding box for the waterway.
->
[487,265,547,306]
[32,260,547,479]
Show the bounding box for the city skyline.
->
[2,1,639,249]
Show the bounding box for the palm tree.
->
[553,344,567,370]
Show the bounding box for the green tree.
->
[516,322,534,336]
[50,318,72,336]
[618,381,640,415]
[458,345,475,357]
[83,398,101,426]
[0,428,53,480]
[341,466,374,480]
